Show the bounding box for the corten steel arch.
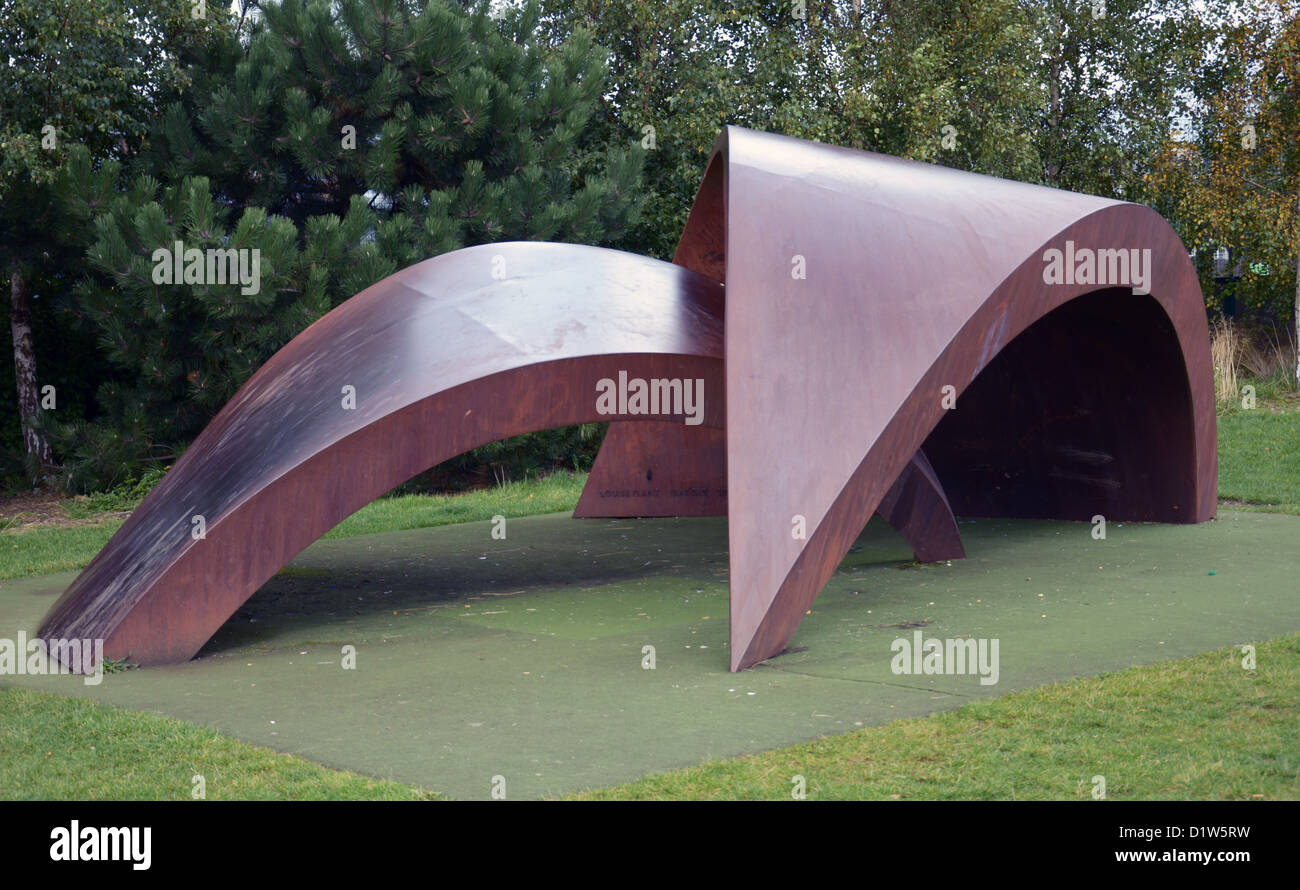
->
[40,126,1216,672]
[40,238,954,666]
[580,127,1214,668]
[39,243,729,664]
[689,127,1213,669]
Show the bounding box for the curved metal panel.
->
[40,243,725,664]
[696,127,1214,670]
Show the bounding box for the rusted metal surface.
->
[682,128,1215,670]
[575,422,729,518]
[874,450,966,564]
[576,426,964,563]
[42,126,1215,674]
[40,243,724,664]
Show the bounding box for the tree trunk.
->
[1047,23,1064,187]
[9,264,53,479]
[1294,195,1300,392]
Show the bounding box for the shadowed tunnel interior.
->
[923,288,1198,522]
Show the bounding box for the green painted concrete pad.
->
[2,510,1297,799]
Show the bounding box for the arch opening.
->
[922,287,1198,523]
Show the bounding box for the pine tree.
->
[54,0,644,488]
[0,0,211,485]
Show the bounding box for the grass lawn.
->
[567,635,1300,800]
[0,522,123,582]
[1217,407,1300,513]
[0,687,438,800]
[0,471,588,580]
[321,471,587,538]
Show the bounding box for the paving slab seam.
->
[755,664,977,697]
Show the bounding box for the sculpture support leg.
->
[578,422,964,562]
[575,422,728,518]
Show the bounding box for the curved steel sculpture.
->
[694,128,1213,669]
[41,126,1216,672]
[41,243,726,664]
